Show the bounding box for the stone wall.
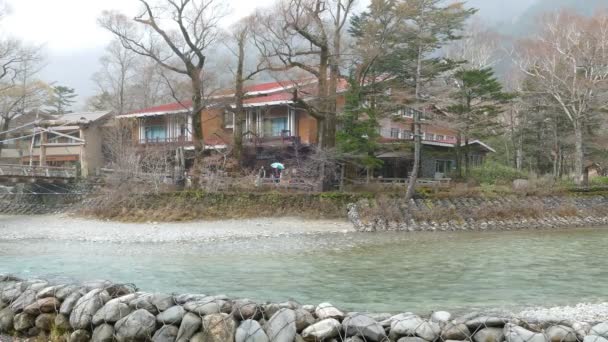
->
[1,276,607,342]
[348,196,608,232]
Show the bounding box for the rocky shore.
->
[2,276,608,342]
[348,196,608,232]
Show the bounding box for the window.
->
[264,117,288,137]
[424,132,435,141]
[145,125,166,141]
[399,107,422,118]
[224,111,234,129]
[390,128,400,138]
[435,160,453,174]
[401,130,413,139]
[435,135,445,141]
[469,155,483,167]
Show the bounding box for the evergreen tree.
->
[337,79,383,180]
[447,68,513,176]
[47,85,77,114]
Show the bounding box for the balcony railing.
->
[138,136,193,146]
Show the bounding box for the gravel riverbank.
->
[0,214,353,243]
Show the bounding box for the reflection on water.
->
[1,228,608,313]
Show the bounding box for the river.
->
[0,215,607,314]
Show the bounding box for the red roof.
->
[121,77,349,117]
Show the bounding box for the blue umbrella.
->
[271,162,285,170]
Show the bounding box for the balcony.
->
[137,136,194,147]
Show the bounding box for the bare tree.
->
[92,40,137,115]
[99,0,225,161]
[0,39,46,156]
[444,17,502,70]
[253,0,355,149]
[514,10,608,185]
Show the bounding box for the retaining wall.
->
[348,196,608,232]
[1,276,607,342]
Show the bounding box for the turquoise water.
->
[1,228,608,313]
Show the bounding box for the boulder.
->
[70,329,91,342]
[295,308,315,333]
[153,324,179,342]
[573,322,591,339]
[92,300,133,325]
[34,313,55,331]
[343,314,386,341]
[60,291,83,315]
[92,323,115,342]
[153,324,180,342]
[175,294,208,304]
[442,323,471,340]
[264,304,281,319]
[466,317,509,331]
[201,313,237,342]
[315,303,344,320]
[23,297,61,314]
[55,313,71,332]
[585,337,608,342]
[129,294,159,314]
[301,318,341,341]
[236,319,270,342]
[233,299,261,320]
[0,284,22,303]
[115,309,157,341]
[13,312,35,332]
[151,294,176,312]
[82,280,112,291]
[302,305,315,313]
[264,308,297,342]
[390,316,440,341]
[36,285,64,299]
[546,325,577,342]
[504,323,547,342]
[191,332,205,342]
[176,312,202,342]
[0,307,14,332]
[157,305,186,325]
[184,298,231,315]
[105,283,135,298]
[69,288,109,330]
[9,289,37,313]
[379,313,416,328]
[591,323,608,338]
[397,338,428,342]
[431,311,452,325]
[474,327,505,342]
[55,285,82,300]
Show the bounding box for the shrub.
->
[468,161,527,185]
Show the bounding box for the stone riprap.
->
[348,196,608,232]
[2,276,608,342]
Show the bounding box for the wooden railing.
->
[138,137,193,146]
[0,164,77,178]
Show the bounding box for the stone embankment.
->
[348,196,608,232]
[2,276,608,342]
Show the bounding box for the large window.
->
[263,117,288,137]
[424,132,435,141]
[435,160,453,174]
[401,130,413,139]
[145,125,166,141]
[390,128,400,138]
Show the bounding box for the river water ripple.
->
[1,215,607,313]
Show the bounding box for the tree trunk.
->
[464,135,470,177]
[573,121,584,185]
[233,37,246,164]
[190,68,205,166]
[455,132,462,178]
[405,47,424,201]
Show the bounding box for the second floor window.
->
[402,130,413,139]
[145,125,166,141]
[390,128,400,138]
[435,135,445,141]
[425,133,435,141]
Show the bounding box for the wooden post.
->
[39,130,47,167]
[79,127,88,178]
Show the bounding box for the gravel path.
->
[0,214,354,243]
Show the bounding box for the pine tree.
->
[47,85,77,114]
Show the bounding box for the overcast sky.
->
[1,0,537,110]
